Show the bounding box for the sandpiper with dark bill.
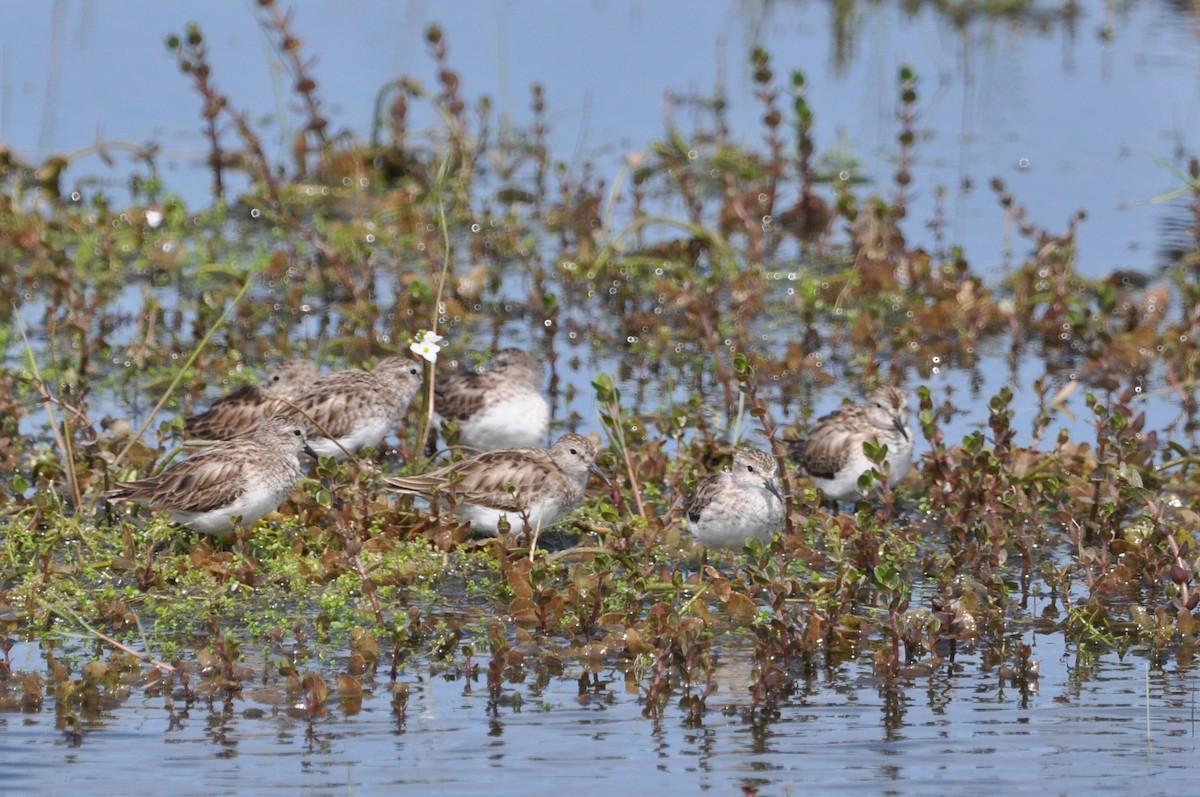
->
[684,448,786,550]
[106,414,316,535]
[280,357,423,461]
[385,432,605,535]
[789,385,914,507]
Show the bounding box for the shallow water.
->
[4,2,1200,795]
[4,631,1198,796]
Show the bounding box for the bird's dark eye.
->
[569,447,578,455]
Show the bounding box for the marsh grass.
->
[3,3,1200,741]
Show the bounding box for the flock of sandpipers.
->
[105,349,913,549]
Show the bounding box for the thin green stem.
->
[599,399,648,521]
[729,387,747,447]
[414,157,454,469]
[14,307,81,510]
[111,277,253,470]
[47,602,176,673]
[679,582,711,615]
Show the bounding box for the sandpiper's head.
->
[730,448,784,504]
[263,359,319,396]
[865,386,910,439]
[549,432,606,482]
[490,348,539,381]
[372,357,424,400]
[259,414,316,459]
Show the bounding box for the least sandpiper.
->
[790,385,914,505]
[106,414,316,535]
[183,359,318,440]
[385,432,604,534]
[281,357,422,461]
[433,348,549,451]
[684,448,786,550]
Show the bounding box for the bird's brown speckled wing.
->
[108,446,250,513]
[387,448,558,512]
[683,473,723,523]
[184,385,280,440]
[434,369,497,421]
[791,405,865,479]
[285,371,378,439]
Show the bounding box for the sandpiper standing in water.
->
[281,357,423,461]
[684,448,786,550]
[385,432,604,535]
[106,414,316,535]
[790,386,913,508]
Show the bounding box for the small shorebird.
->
[385,432,604,534]
[433,348,549,451]
[684,448,786,550]
[281,357,422,461]
[183,359,318,440]
[106,415,316,535]
[789,386,914,506]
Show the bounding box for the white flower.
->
[409,330,444,363]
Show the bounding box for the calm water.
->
[4,1,1200,795]
[3,632,1198,796]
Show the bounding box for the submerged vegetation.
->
[3,0,1200,746]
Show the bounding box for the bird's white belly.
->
[168,483,289,535]
[811,440,912,501]
[461,497,563,535]
[689,487,784,550]
[310,416,391,460]
[456,393,549,452]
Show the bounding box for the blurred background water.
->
[3,1,1199,278]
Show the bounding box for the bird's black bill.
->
[589,464,613,489]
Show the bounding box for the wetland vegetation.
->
[2,1,1200,793]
